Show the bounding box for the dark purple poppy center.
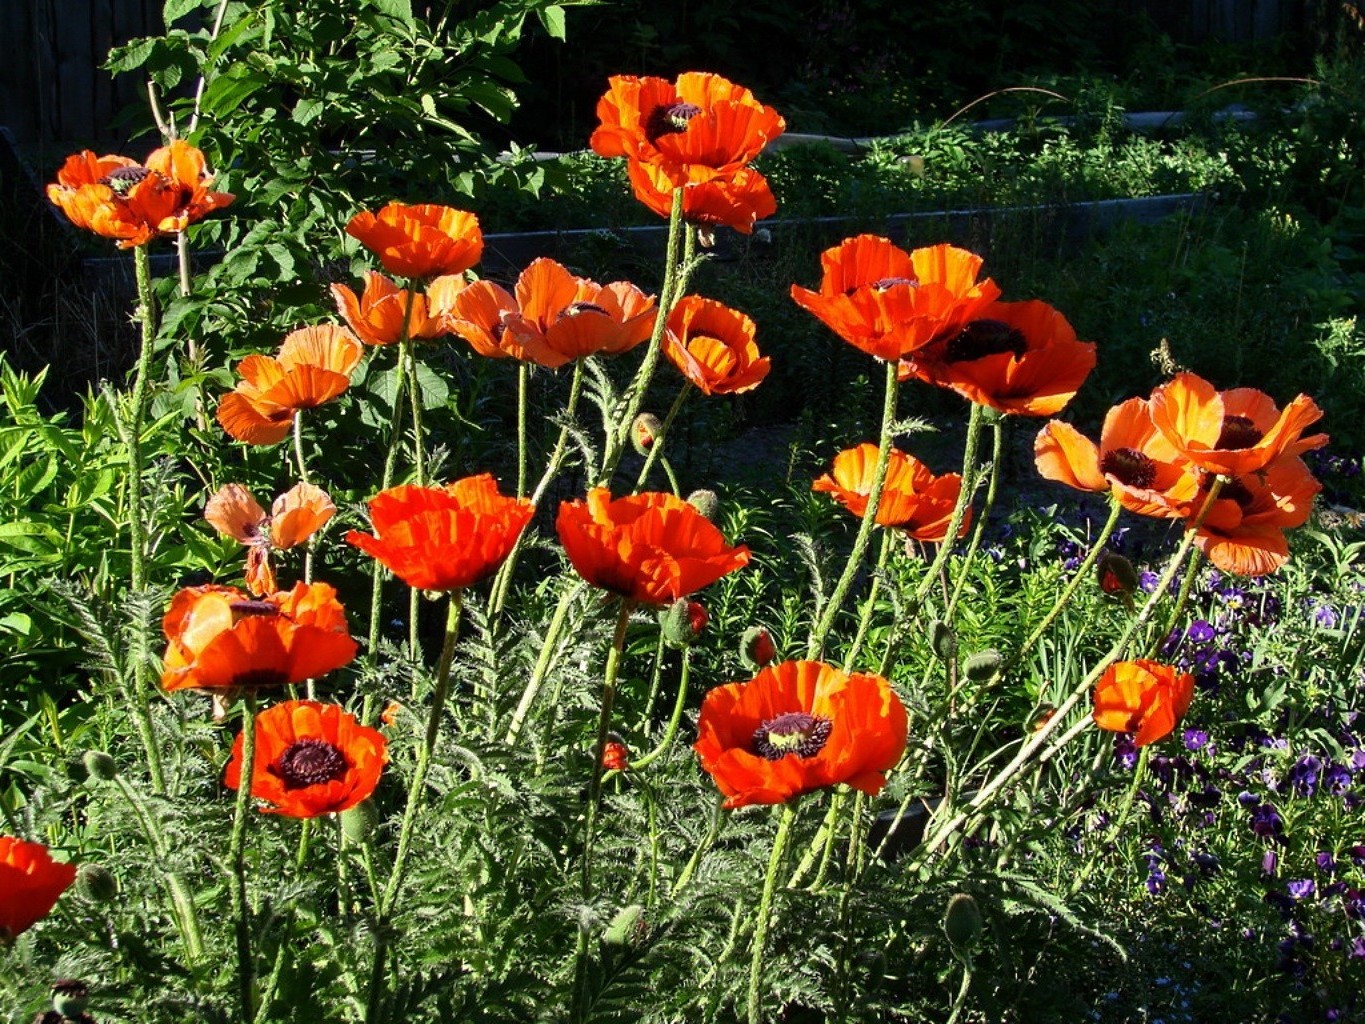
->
[559,301,609,319]
[942,319,1027,363]
[1219,476,1255,508]
[99,165,153,194]
[1100,447,1158,489]
[270,739,349,790]
[753,711,832,760]
[1216,414,1264,450]
[871,276,917,292]
[645,102,703,143]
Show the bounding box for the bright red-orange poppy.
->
[331,270,447,346]
[790,237,1001,362]
[1034,397,1200,518]
[694,659,908,808]
[345,202,483,280]
[812,443,969,542]
[1185,456,1321,576]
[217,325,364,445]
[434,279,543,361]
[224,700,387,818]
[1092,659,1195,747]
[161,581,358,692]
[1148,372,1328,478]
[898,300,1096,416]
[625,160,777,234]
[556,488,751,606]
[0,836,77,940]
[591,72,785,181]
[663,295,770,395]
[514,258,658,368]
[205,482,335,595]
[345,475,534,592]
[46,140,234,248]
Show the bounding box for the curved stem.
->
[788,792,841,888]
[1151,546,1205,657]
[505,581,585,744]
[112,776,204,960]
[634,384,692,493]
[944,960,974,1024]
[673,792,725,896]
[907,403,984,612]
[581,600,634,895]
[748,803,798,1024]
[405,340,427,486]
[229,695,258,1023]
[516,361,530,497]
[631,647,692,770]
[946,414,1005,617]
[1012,495,1123,670]
[808,360,900,659]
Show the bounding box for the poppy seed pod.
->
[943,893,983,953]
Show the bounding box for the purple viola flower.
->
[1113,736,1139,770]
[1289,755,1323,797]
[1351,936,1365,959]
[1350,749,1365,771]
[1262,850,1279,875]
[1317,851,1338,875]
[1325,762,1353,796]
[1193,851,1221,876]
[1238,790,1262,807]
[1183,728,1210,752]
[1344,889,1365,920]
[1186,620,1216,644]
[1146,869,1167,895]
[1312,603,1339,629]
[1250,801,1285,841]
[1139,570,1160,594]
[1287,878,1316,900]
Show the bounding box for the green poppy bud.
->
[660,598,707,648]
[631,413,662,455]
[943,893,983,953]
[76,864,118,903]
[686,489,719,521]
[963,649,1002,683]
[603,904,645,947]
[82,751,119,782]
[341,800,379,844]
[929,620,957,663]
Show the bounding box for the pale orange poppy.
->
[331,270,446,346]
[205,482,335,595]
[663,295,770,395]
[812,443,968,541]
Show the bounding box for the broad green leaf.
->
[537,4,566,40]
[163,0,204,23]
[369,0,414,26]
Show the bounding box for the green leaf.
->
[105,37,158,74]
[413,361,449,411]
[538,5,567,40]
[369,0,414,25]
[293,96,324,125]
[163,0,203,23]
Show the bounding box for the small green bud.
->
[631,413,662,455]
[50,979,89,1019]
[660,598,707,649]
[341,801,379,844]
[962,649,1003,683]
[929,620,957,663]
[602,904,645,947]
[685,488,719,521]
[740,625,777,670]
[75,863,118,903]
[82,751,119,782]
[943,893,983,952]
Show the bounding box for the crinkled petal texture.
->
[555,489,750,605]
[332,271,443,346]
[625,160,777,233]
[0,836,77,938]
[436,279,544,361]
[1187,456,1322,576]
[509,258,657,368]
[694,660,908,808]
[161,582,357,692]
[1035,398,1199,518]
[813,443,969,541]
[345,203,483,279]
[1092,660,1195,748]
[791,237,1000,361]
[345,475,534,592]
[590,72,785,179]
[664,294,770,395]
[224,700,387,818]
[1148,371,1328,477]
[218,326,363,444]
[899,300,1095,416]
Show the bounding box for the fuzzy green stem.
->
[1012,495,1123,669]
[405,340,427,486]
[229,695,258,1024]
[808,360,900,659]
[516,361,530,497]
[505,581,584,744]
[842,529,894,672]
[907,402,984,613]
[631,648,692,770]
[112,775,204,960]
[673,793,725,896]
[788,792,841,888]
[944,961,974,1024]
[1152,546,1205,656]
[582,600,634,895]
[748,803,798,1024]
[946,414,1005,617]
[634,384,692,492]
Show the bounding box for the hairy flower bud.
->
[75,864,118,903]
[631,413,662,455]
[929,620,957,664]
[962,649,1002,683]
[661,598,707,648]
[603,903,646,947]
[82,751,118,782]
[740,625,778,670]
[943,893,983,953]
[686,488,719,521]
[1097,549,1139,597]
[341,800,380,843]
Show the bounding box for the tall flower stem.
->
[631,648,692,770]
[808,361,900,659]
[910,479,1226,864]
[404,340,427,486]
[909,403,983,611]
[489,359,586,618]
[748,803,798,1024]
[229,695,258,1024]
[946,414,1005,617]
[634,384,692,492]
[1011,495,1123,670]
[581,600,634,895]
[365,592,463,1024]
[505,581,585,745]
[516,362,530,497]
[128,243,166,796]
[841,529,894,672]
[1151,547,1205,656]
[597,189,685,487]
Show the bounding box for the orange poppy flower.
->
[46,140,234,248]
[224,700,387,819]
[813,443,970,542]
[693,659,908,808]
[1092,659,1195,747]
[663,295,770,395]
[331,270,447,346]
[590,72,785,181]
[790,237,1001,362]
[161,581,358,692]
[513,258,658,369]
[898,300,1096,416]
[205,482,335,595]
[217,325,364,445]
[1186,456,1322,576]
[433,279,544,361]
[345,475,535,592]
[555,488,751,606]
[1034,397,1200,518]
[0,836,77,940]
[1148,372,1328,477]
[346,202,483,280]
[625,160,777,234]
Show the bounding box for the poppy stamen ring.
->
[1216,415,1264,451]
[559,301,610,318]
[943,319,1028,363]
[1100,447,1158,489]
[645,101,703,142]
[753,712,833,760]
[270,739,350,790]
[100,165,155,194]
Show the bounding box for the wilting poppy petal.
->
[0,836,77,940]
[269,482,335,549]
[205,483,269,544]
[1093,660,1194,747]
[225,700,387,818]
[694,660,908,808]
